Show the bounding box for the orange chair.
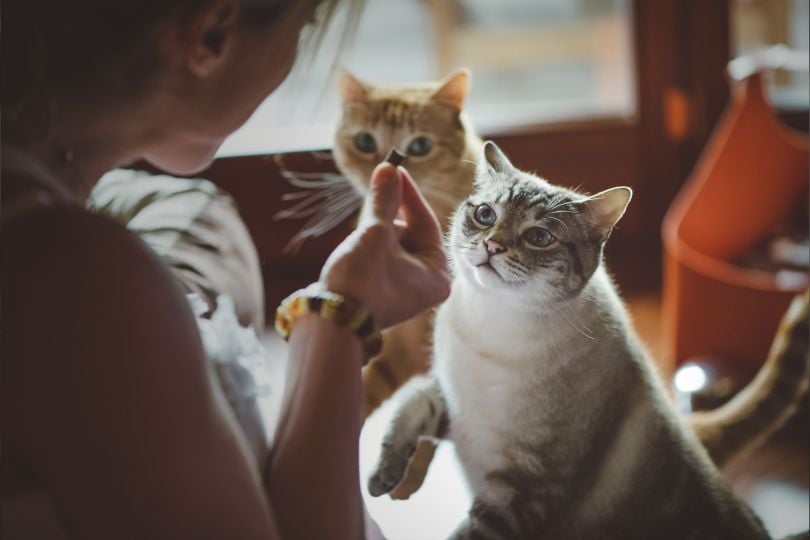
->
[662,73,808,372]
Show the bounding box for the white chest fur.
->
[435,329,515,493]
[432,283,552,497]
[431,273,634,493]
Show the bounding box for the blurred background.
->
[198,1,808,538]
[221,0,807,154]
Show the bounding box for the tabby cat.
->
[331,69,807,475]
[368,142,780,539]
[333,68,483,416]
[689,289,809,465]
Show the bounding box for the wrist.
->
[275,283,382,363]
[320,277,367,312]
[291,313,364,354]
[321,276,387,330]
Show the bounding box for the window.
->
[730,0,810,110]
[219,0,636,157]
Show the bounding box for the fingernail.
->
[372,162,400,188]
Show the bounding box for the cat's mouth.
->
[475,260,503,279]
[470,257,527,288]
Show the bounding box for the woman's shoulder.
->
[3,204,169,289]
[2,202,204,361]
[1,146,82,222]
[1,206,277,539]
[2,204,211,452]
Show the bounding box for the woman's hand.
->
[320,163,451,329]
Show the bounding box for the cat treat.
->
[385,148,405,167]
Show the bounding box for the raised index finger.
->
[358,163,402,227]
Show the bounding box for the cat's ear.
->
[432,68,470,110]
[483,141,515,175]
[583,187,633,239]
[338,70,369,102]
[475,141,515,186]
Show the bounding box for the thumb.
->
[360,163,402,226]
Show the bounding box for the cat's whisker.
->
[564,299,594,337]
[282,193,361,254]
[544,192,580,214]
[506,256,530,272]
[503,259,529,278]
[286,189,358,223]
[418,185,464,209]
[275,192,336,219]
[445,240,476,251]
[545,216,568,230]
[545,201,578,219]
[555,298,595,340]
[540,287,595,339]
[311,151,334,161]
[275,188,338,218]
[292,193,357,221]
[281,190,320,202]
[280,170,349,186]
[274,160,364,252]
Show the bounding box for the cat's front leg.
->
[447,499,525,540]
[368,375,447,497]
[363,310,433,416]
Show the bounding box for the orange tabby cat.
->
[333,68,483,416]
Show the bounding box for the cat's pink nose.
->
[485,239,506,255]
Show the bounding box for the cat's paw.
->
[367,442,415,497]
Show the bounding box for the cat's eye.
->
[354,132,377,154]
[473,204,497,226]
[524,227,556,248]
[406,136,433,157]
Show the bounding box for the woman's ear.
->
[184,0,241,78]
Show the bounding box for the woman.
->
[1,1,450,538]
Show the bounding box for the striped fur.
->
[690,291,809,466]
[337,70,806,470]
[333,70,483,417]
[334,69,482,224]
[369,143,774,539]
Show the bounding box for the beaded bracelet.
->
[274,283,382,363]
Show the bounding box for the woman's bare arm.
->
[2,163,447,540]
[2,208,280,539]
[267,162,450,540]
[268,316,366,539]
